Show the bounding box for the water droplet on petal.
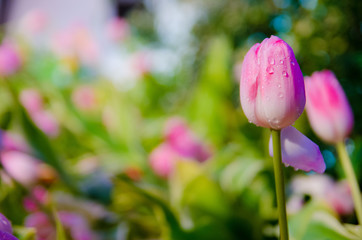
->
[291,61,295,66]
[278,93,284,98]
[277,84,281,88]
[266,66,274,74]
[279,60,284,64]
[282,71,288,77]
[268,57,275,65]
[248,120,252,123]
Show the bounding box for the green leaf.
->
[289,201,360,240]
[53,210,67,240]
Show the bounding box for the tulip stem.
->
[271,129,289,240]
[336,141,362,230]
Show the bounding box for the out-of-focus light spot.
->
[345,138,355,155]
[295,19,314,37]
[272,14,292,33]
[299,0,318,10]
[322,150,336,169]
[272,0,291,9]
[246,32,267,48]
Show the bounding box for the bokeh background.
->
[0,0,361,239]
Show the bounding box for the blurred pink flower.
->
[31,110,60,137]
[1,151,40,186]
[106,17,129,42]
[1,131,31,153]
[239,35,305,129]
[164,117,211,162]
[150,143,178,178]
[305,70,354,144]
[52,24,99,66]
[72,86,98,111]
[25,211,93,240]
[150,118,212,177]
[131,52,151,77]
[288,175,354,215]
[269,126,325,173]
[0,41,21,77]
[23,186,49,212]
[20,89,44,114]
[20,9,48,35]
[0,213,13,234]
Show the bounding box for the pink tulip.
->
[305,70,354,144]
[240,35,305,129]
[1,151,40,186]
[149,143,179,178]
[0,42,21,77]
[20,89,44,114]
[0,213,12,234]
[269,126,325,173]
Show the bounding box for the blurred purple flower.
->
[25,211,93,240]
[0,41,21,77]
[0,213,13,235]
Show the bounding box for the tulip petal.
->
[269,126,326,173]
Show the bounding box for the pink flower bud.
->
[240,36,305,129]
[269,126,325,173]
[0,213,12,234]
[1,151,40,186]
[305,70,353,144]
[0,42,21,77]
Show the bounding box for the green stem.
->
[336,141,362,230]
[271,129,289,240]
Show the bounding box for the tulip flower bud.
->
[305,70,354,144]
[240,36,305,129]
